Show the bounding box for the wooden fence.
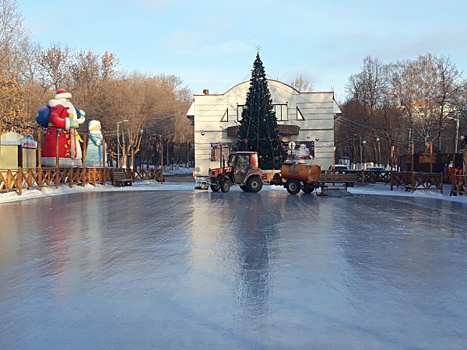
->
[390,171,443,193]
[349,170,391,185]
[133,168,163,181]
[1,166,451,196]
[0,167,163,195]
[452,175,467,196]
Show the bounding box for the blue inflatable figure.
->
[86,120,105,167]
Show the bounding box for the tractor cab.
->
[228,152,258,184]
[206,151,264,193]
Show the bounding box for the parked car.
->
[366,167,385,171]
[329,165,349,172]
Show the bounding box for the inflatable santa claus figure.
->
[41,89,85,167]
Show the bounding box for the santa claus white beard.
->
[60,100,81,159]
[60,100,78,120]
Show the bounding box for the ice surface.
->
[1,185,466,349]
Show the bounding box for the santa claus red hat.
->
[55,89,72,100]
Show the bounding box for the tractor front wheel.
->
[211,183,221,192]
[220,179,231,193]
[246,177,263,193]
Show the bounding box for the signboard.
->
[321,142,334,147]
[210,143,232,162]
[21,134,37,149]
[284,141,315,160]
[418,153,437,163]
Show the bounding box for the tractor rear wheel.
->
[302,184,315,194]
[220,179,231,193]
[286,179,301,195]
[246,177,263,193]
[240,185,248,192]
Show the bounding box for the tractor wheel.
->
[246,177,263,193]
[211,183,221,192]
[286,179,301,195]
[220,179,231,193]
[240,185,248,192]
[302,185,315,194]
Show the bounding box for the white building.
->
[186,79,341,184]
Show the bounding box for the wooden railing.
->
[452,175,466,196]
[133,168,162,181]
[0,167,142,195]
[333,170,391,185]
[390,171,443,193]
[0,167,166,195]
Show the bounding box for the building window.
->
[221,108,228,122]
[237,105,244,121]
[238,104,288,121]
[296,106,305,120]
[274,104,288,121]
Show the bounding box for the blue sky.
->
[18,0,467,102]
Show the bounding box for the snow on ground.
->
[1,167,467,205]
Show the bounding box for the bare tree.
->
[100,51,120,82]
[37,44,71,92]
[388,54,465,152]
[0,0,32,131]
[0,0,29,78]
[346,56,387,108]
[433,55,465,150]
[289,75,313,92]
[69,50,100,95]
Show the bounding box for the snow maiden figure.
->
[41,89,86,167]
[86,120,105,167]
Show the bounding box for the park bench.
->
[320,172,358,187]
[113,171,133,187]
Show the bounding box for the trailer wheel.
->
[211,183,221,192]
[220,179,231,193]
[286,179,301,195]
[247,177,263,193]
[302,185,315,194]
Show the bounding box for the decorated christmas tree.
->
[237,52,286,169]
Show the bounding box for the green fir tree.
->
[237,52,286,169]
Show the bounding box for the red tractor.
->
[209,151,266,193]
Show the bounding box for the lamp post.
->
[376,137,381,166]
[360,139,367,169]
[117,120,129,169]
[164,134,175,170]
[445,115,460,152]
[152,133,164,183]
[139,129,143,169]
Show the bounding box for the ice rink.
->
[1,190,466,349]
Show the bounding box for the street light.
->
[376,137,381,166]
[117,120,129,168]
[445,115,460,151]
[361,139,367,168]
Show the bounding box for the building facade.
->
[187,80,341,185]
